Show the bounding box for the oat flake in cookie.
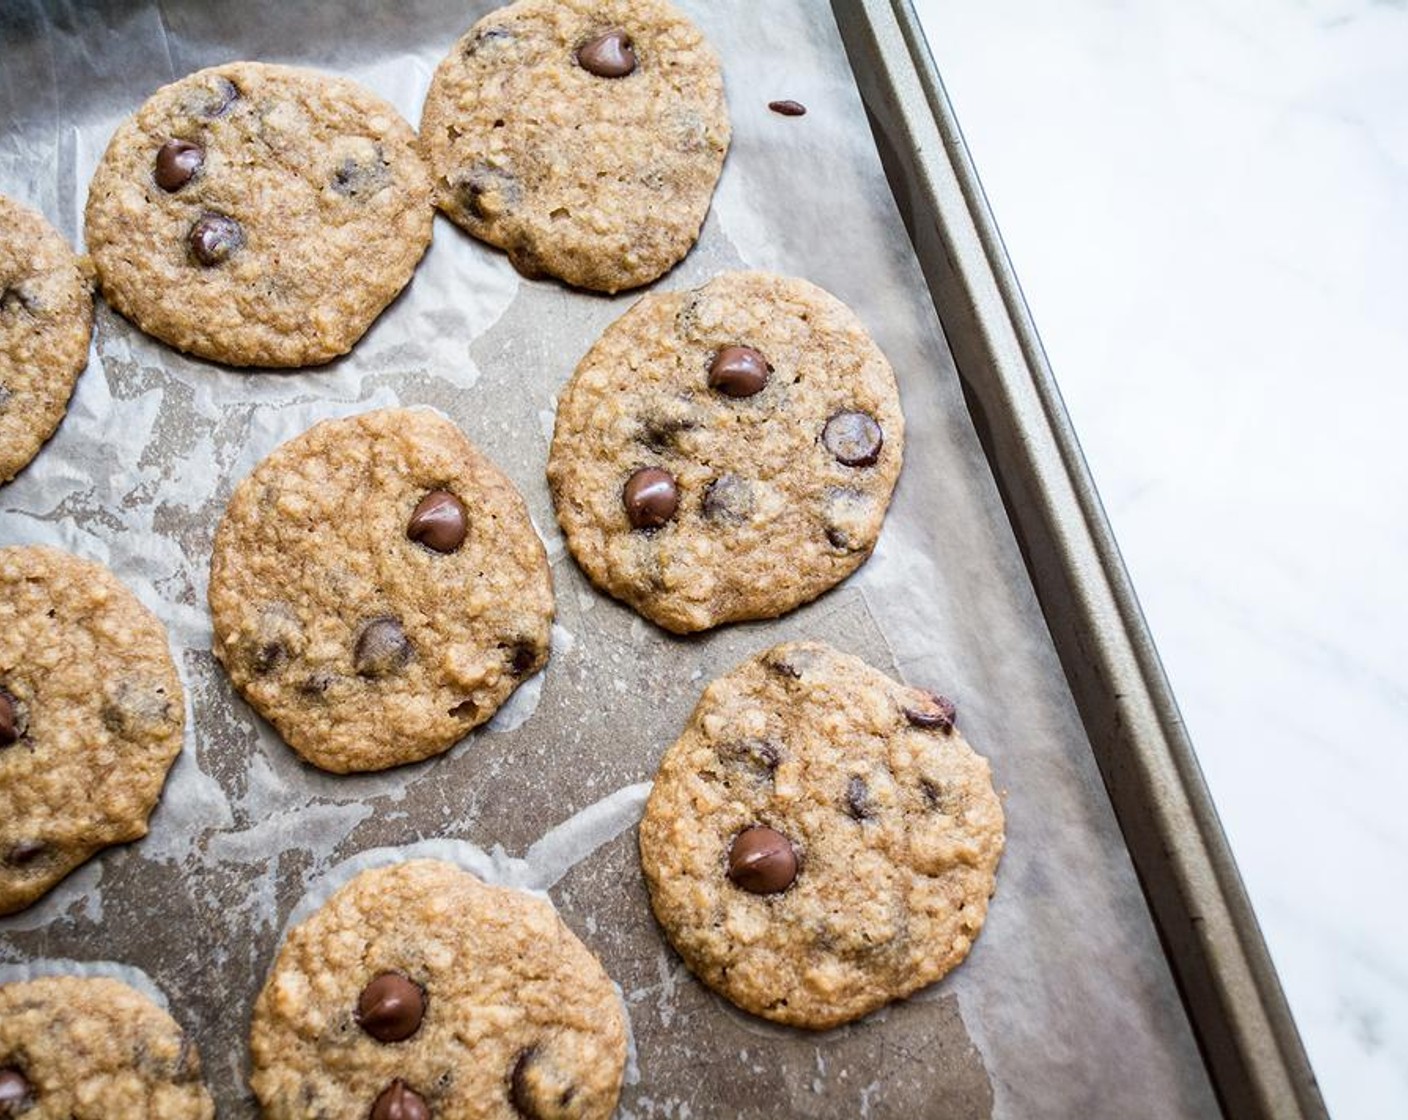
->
[208,408,553,773]
[0,195,93,484]
[84,62,432,368]
[250,860,627,1120]
[420,0,730,292]
[0,976,214,1119]
[0,546,185,916]
[548,271,904,633]
[638,641,1004,1029]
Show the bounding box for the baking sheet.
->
[0,1,1219,1116]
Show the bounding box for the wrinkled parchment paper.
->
[0,2,1218,1116]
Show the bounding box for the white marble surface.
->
[908,0,1408,1115]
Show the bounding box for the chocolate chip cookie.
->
[0,546,185,916]
[85,62,432,368]
[0,975,213,1118]
[0,195,93,484]
[420,0,730,292]
[250,860,628,1119]
[638,641,1004,1029]
[548,271,904,633]
[208,408,553,773]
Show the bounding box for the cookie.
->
[0,546,185,916]
[0,975,213,1119]
[85,62,432,368]
[638,641,1004,1029]
[209,408,554,773]
[420,0,729,292]
[250,860,628,1120]
[0,195,93,484]
[548,271,904,633]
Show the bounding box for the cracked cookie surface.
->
[0,195,93,484]
[421,0,729,292]
[638,641,1004,1029]
[85,61,432,367]
[208,408,553,773]
[0,976,213,1120]
[0,546,184,916]
[548,271,903,633]
[250,860,627,1120]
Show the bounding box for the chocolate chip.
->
[728,826,797,894]
[708,346,770,397]
[0,1068,31,1109]
[638,410,698,452]
[407,490,467,553]
[845,776,872,821]
[355,617,413,678]
[457,165,519,222]
[719,738,779,777]
[465,27,513,56]
[299,670,335,698]
[674,294,703,335]
[768,99,808,117]
[506,640,540,677]
[248,605,302,676]
[155,139,203,191]
[252,641,287,675]
[920,777,962,815]
[7,840,45,866]
[576,30,636,78]
[510,1047,579,1120]
[623,467,678,529]
[823,410,883,467]
[766,646,817,679]
[823,487,871,552]
[188,212,243,266]
[100,682,174,737]
[701,474,753,523]
[370,1080,429,1120]
[357,972,426,1043]
[0,689,18,746]
[194,75,240,118]
[332,146,392,200]
[904,691,956,732]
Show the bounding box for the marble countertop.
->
[909,0,1407,1116]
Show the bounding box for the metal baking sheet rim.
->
[827,2,1327,1117]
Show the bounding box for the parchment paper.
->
[0,2,1219,1116]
